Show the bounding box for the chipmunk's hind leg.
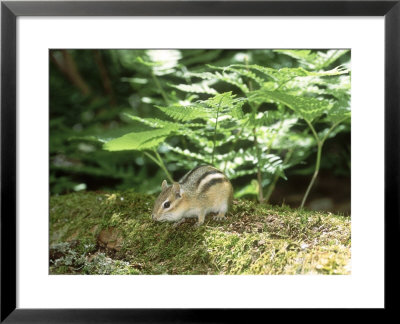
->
[213,202,228,221]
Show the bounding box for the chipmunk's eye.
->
[163,201,170,209]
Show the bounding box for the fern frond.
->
[275,49,349,70]
[214,71,249,94]
[213,146,254,163]
[155,104,210,122]
[208,65,264,87]
[165,145,210,163]
[124,114,180,130]
[103,128,172,151]
[179,49,223,66]
[226,153,283,179]
[325,101,351,124]
[202,92,246,118]
[250,90,332,122]
[186,71,216,80]
[229,64,278,79]
[274,49,316,64]
[228,168,258,179]
[187,70,250,94]
[314,50,349,70]
[171,81,218,95]
[204,92,234,108]
[247,111,282,128]
[232,63,349,81]
[182,134,214,153]
[230,100,245,119]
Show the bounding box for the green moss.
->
[49,191,351,275]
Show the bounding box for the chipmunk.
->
[152,165,233,226]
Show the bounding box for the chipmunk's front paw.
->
[194,214,205,227]
[172,219,186,228]
[193,221,204,228]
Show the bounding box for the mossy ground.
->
[49,191,351,275]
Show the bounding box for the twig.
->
[93,50,116,106]
[211,97,223,165]
[144,151,173,183]
[50,50,91,96]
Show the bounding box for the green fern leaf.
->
[165,145,210,163]
[326,101,351,124]
[274,49,316,63]
[155,104,210,122]
[103,128,172,151]
[208,65,264,87]
[230,100,245,119]
[179,49,223,66]
[205,92,234,108]
[186,71,215,80]
[250,90,332,122]
[214,71,249,94]
[171,81,218,95]
[232,63,348,83]
[188,71,249,94]
[275,49,349,70]
[124,114,180,130]
[202,92,246,119]
[230,64,277,80]
[314,50,349,70]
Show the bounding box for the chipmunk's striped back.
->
[179,165,229,195]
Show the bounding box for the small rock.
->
[97,227,123,251]
[301,243,309,250]
[258,240,266,246]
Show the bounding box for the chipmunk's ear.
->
[161,180,168,190]
[172,182,183,198]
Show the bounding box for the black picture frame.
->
[1,0,399,322]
